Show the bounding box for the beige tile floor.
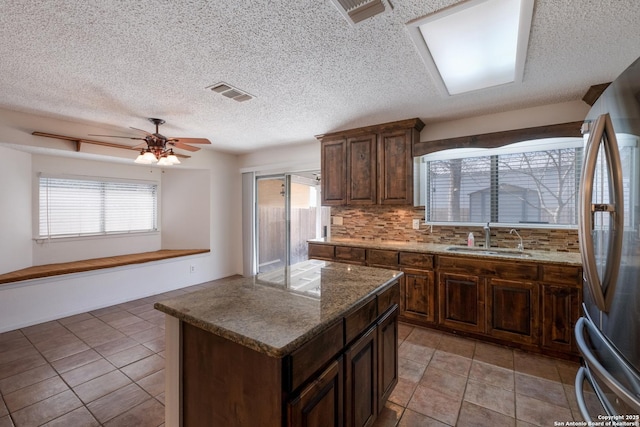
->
[373,323,589,427]
[0,279,588,426]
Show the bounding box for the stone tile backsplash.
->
[329,206,580,253]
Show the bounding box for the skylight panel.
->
[407,0,534,96]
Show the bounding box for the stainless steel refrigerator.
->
[575,56,640,419]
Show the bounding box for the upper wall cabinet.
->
[317,118,425,206]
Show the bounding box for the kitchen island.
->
[154,259,402,427]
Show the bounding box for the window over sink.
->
[418,137,584,227]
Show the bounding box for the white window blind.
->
[39,176,157,238]
[423,138,583,226]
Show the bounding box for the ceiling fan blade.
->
[88,134,146,141]
[168,137,211,145]
[129,127,155,137]
[132,142,147,150]
[169,141,200,152]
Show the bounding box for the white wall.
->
[420,100,590,141]
[0,146,32,273]
[238,141,320,174]
[161,168,211,250]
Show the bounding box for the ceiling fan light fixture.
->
[134,149,150,164]
[157,156,171,166]
[166,150,180,165]
[142,150,159,163]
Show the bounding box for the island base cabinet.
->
[345,326,378,427]
[181,322,282,427]
[288,357,344,427]
[377,306,398,411]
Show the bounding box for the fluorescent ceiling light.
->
[407,0,534,96]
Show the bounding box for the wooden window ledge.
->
[0,249,210,285]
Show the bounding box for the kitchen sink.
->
[445,246,532,258]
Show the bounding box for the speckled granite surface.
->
[154,260,402,358]
[309,238,583,266]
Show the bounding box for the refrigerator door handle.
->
[579,113,625,312]
[575,317,640,413]
[576,366,611,421]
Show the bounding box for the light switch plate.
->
[412,219,420,230]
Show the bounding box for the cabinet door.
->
[438,272,485,334]
[321,139,347,205]
[347,134,377,205]
[377,306,398,412]
[401,268,435,324]
[487,278,539,345]
[345,326,378,427]
[288,357,344,427]
[542,284,581,355]
[378,129,413,205]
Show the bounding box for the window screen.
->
[423,139,583,226]
[39,175,158,238]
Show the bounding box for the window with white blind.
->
[38,175,158,238]
[421,138,583,226]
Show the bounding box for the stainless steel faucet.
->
[483,222,490,248]
[510,229,524,252]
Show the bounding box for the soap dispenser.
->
[467,232,475,247]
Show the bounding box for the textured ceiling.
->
[0,0,639,155]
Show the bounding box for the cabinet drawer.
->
[335,246,366,263]
[377,281,400,315]
[438,256,538,281]
[541,264,581,286]
[308,244,335,260]
[288,321,344,392]
[367,249,398,267]
[344,297,377,344]
[399,252,433,269]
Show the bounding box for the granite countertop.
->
[309,238,583,266]
[154,259,402,358]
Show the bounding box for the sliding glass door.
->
[256,173,329,273]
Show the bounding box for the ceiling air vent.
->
[207,82,254,102]
[329,0,393,25]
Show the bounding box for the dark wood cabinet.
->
[378,129,413,205]
[317,118,424,206]
[402,268,436,324]
[541,284,580,355]
[438,272,486,334]
[345,326,378,427]
[307,241,582,359]
[308,243,335,261]
[377,306,398,412]
[289,358,344,427]
[347,134,377,205]
[335,246,366,265]
[487,278,539,345]
[540,264,582,356]
[321,139,347,205]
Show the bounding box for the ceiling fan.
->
[89,118,211,165]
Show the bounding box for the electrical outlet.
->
[332,216,343,225]
[190,265,195,274]
[412,219,421,230]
